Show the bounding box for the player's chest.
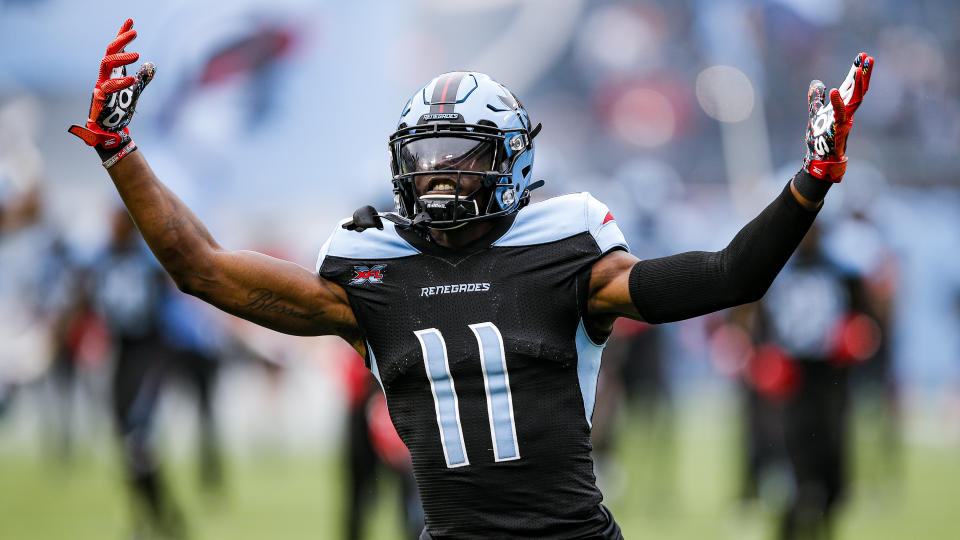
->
[346,245,584,313]
[345,248,589,385]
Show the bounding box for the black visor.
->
[397,136,502,175]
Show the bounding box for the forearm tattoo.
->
[240,288,324,321]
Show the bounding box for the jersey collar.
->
[396,213,517,262]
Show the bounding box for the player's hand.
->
[343,205,384,232]
[68,19,156,149]
[803,52,873,182]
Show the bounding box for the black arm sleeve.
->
[629,172,821,324]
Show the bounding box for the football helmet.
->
[387,72,541,229]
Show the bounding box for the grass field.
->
[2,398,958,540]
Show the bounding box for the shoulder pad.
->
[492,192,629,254]
[316,218,420,273]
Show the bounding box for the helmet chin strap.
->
[379,212,424,229]
[426,220,468,231]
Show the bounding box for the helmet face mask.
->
[388,72,536,229]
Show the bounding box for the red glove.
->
[68,19,155,150]
[803,52,874,182]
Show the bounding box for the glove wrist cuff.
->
[91,126,130,158]
[806,157,847,183]
[101,140,137,169]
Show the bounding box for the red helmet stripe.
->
[428,72,467,115]
[438,75,454,113]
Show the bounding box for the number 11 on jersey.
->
[415,322,521,469]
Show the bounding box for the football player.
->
[91,208,185,538]
[70,19,873,539]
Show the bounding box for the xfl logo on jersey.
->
[350,265,387,285]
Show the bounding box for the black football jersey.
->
[317,193,628,538]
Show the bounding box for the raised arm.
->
[108,153,358,338]
[587,52,874,336]
[69,20,361,351]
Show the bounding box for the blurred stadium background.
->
[2,0,959,538]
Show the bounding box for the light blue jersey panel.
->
[492,192,630,254]
[574,319,606,428]
[316,218,421,273]
[366,340,385,391]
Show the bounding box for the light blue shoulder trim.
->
[492,192,629,253]
[316,218,420,273]
[493,193,586,247]
[585,193,630,254]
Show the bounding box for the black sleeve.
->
[629,172,821,324]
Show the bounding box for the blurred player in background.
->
[829,208,901,494]
[68,19,872,538]
[91,209,233,536]
[91,208,186,538]
[338,343,424,540]
[735,224,884,540]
